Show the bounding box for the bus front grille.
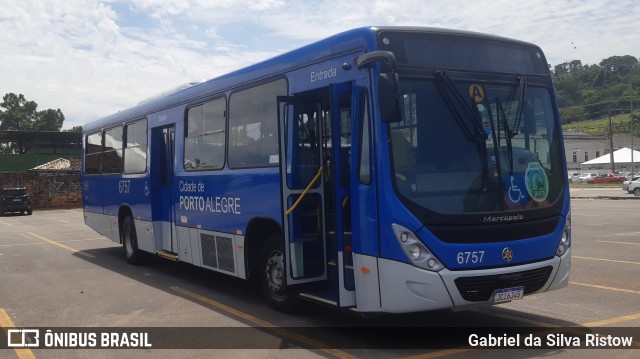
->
[454,266,553,302]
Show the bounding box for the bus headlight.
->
[392,224,444,272]
[409,244,421,259]
[556,211,571,257]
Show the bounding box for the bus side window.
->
[124,119,148,174]
[84,131,102,175]
[359,90,371,184]
[102,126,123,174]
[228,79,286,168]
[185,98,226,171]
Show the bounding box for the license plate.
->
[492,286,524,304]
[13,199,22,202]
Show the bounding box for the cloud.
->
[0,0,637,129]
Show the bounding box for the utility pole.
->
[632,77,635,174]
[608,105,615,173]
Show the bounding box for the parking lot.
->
[1,199,639,358]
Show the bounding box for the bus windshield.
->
[390,76,564,216]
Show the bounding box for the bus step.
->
[156,250,179,262]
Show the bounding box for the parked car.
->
[588,173,626,184]
[578,172,598,183]
[628,179,640,196]
[622,171,637,180]
[622,176,640,191]
[0,187,33,215]
[567,172,581,183]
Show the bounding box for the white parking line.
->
[596,240,640,246]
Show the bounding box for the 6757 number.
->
[118,180,131,194]
[456,251,485,264]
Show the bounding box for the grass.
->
[562,113,636,136]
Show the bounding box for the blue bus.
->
[82,26,571,314]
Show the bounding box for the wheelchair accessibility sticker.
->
[525,162,549,202]
[505,175,528,206]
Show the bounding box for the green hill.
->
[562,113,638,136]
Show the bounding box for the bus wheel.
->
[122,216,142,265]
[260,235,299,313]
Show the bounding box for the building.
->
[563,131,640,171]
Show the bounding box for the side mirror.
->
[356,51,403,123]
[378,73,403,123]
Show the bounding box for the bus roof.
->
[83,26,538,133]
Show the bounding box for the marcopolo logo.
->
[483,214,524,223]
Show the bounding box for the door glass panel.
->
[338,93,352,189]
[287,193,324,279]
[286,104,322,190]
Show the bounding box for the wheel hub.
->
[265,251,284,293]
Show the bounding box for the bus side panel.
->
[176,225,193,263]
[174,169,282,234]
[84,210,112,240]
[82,175,112,239]
[135,219,155,253]
[100,175,152,242]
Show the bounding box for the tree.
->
[64,126,83,133]
[599,55,638,75]
[0,93,38,130]
[568,60,583,73]
[0,93,66,153]
[33,108,65,131]
[0,93,65,131]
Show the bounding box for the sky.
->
[1,0,639,130]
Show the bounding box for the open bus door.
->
[278,97,328,286]
[150,125,178,258]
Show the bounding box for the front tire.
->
[260,234,300,313]
[122,216,143,264]
[634,188,640,197]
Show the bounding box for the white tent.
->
[581,147,640,165]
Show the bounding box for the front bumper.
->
[1,203,31,212]
[376,247,571,313]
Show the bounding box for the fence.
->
[0,170,81,209]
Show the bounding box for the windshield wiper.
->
[496,98,514,175]
[511,75,527,138]
[433,71,487,144]
[434,70,491,192]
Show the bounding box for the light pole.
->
[631,77,635,174]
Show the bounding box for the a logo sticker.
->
[468,84,485,103]
[525,162,549,202]
[502,247,513,262]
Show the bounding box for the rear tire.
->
[260,234,300,313]
[634,188,640,197]
[122,216,143,264]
